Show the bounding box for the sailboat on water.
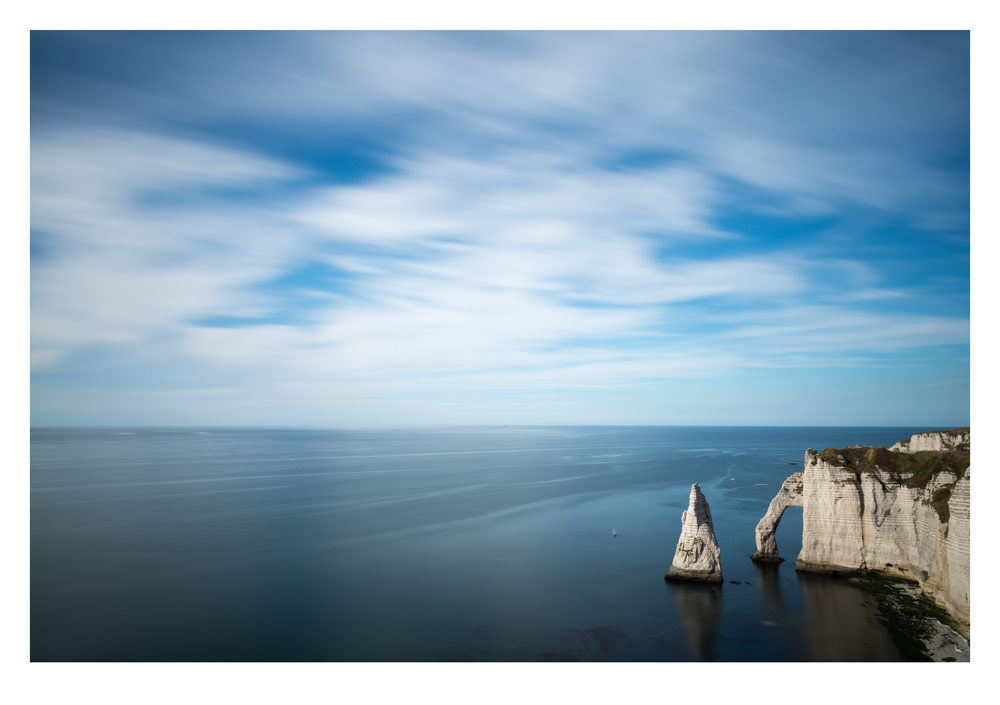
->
[612,528,617,537]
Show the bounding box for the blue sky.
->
[30,31,970,426]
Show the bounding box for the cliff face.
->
[754,431,970,625]
[666,483,723,583]
[890,427,970,453]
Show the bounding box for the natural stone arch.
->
[751,472,804,561]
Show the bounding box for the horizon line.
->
[29,423,968,430]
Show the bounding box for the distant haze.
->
[30,31,970,427]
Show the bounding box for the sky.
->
[29,31,971,427]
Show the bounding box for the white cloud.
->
[32,123,967,399]
[31,128,310,366]
[297,150,725,243]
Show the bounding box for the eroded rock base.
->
[750,552,784,562]
[665,566,723,583]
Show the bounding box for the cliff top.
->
[917,426,970,437]
[816,445,969,489]
[893,427,970,446]
[815,443,969,523]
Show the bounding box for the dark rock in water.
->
[751,554,786,563]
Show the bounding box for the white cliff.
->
[754,430,970,625]
[666,483,723,583]
[890,427,969,453]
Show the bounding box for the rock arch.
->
[750,472,804,561]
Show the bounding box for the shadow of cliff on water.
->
[795,571,901,661]
[665,581,723,661]
[754,561,787,621]
[753,561,810,657]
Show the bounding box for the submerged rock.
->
[665,483,723,583]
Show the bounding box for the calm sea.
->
[31,426,926,661]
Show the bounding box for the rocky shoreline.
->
[845,572,970,661]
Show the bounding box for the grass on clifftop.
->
[915,427,970,438]
[816,445,969,523]
[817,446,969,488]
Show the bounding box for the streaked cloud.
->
[30,31,969,425]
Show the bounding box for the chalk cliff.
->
[753,430,970,625]
[890,427,969,453]
[666,483,723,583]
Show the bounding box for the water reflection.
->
[666,581,723,661]
[755,561,791,624]
[753,561,809,657]
[796,571,900,661]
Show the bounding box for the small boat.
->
[612,528,617,537]
[730,478,735,481]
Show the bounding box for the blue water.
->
[31,426,926,661]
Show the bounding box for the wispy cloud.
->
[30,32,969,425]
[31,127,309,366]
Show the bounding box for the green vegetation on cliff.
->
[816,444,969,523]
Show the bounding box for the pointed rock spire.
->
[665,483,723,583]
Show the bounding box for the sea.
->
[30,426,929,662]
